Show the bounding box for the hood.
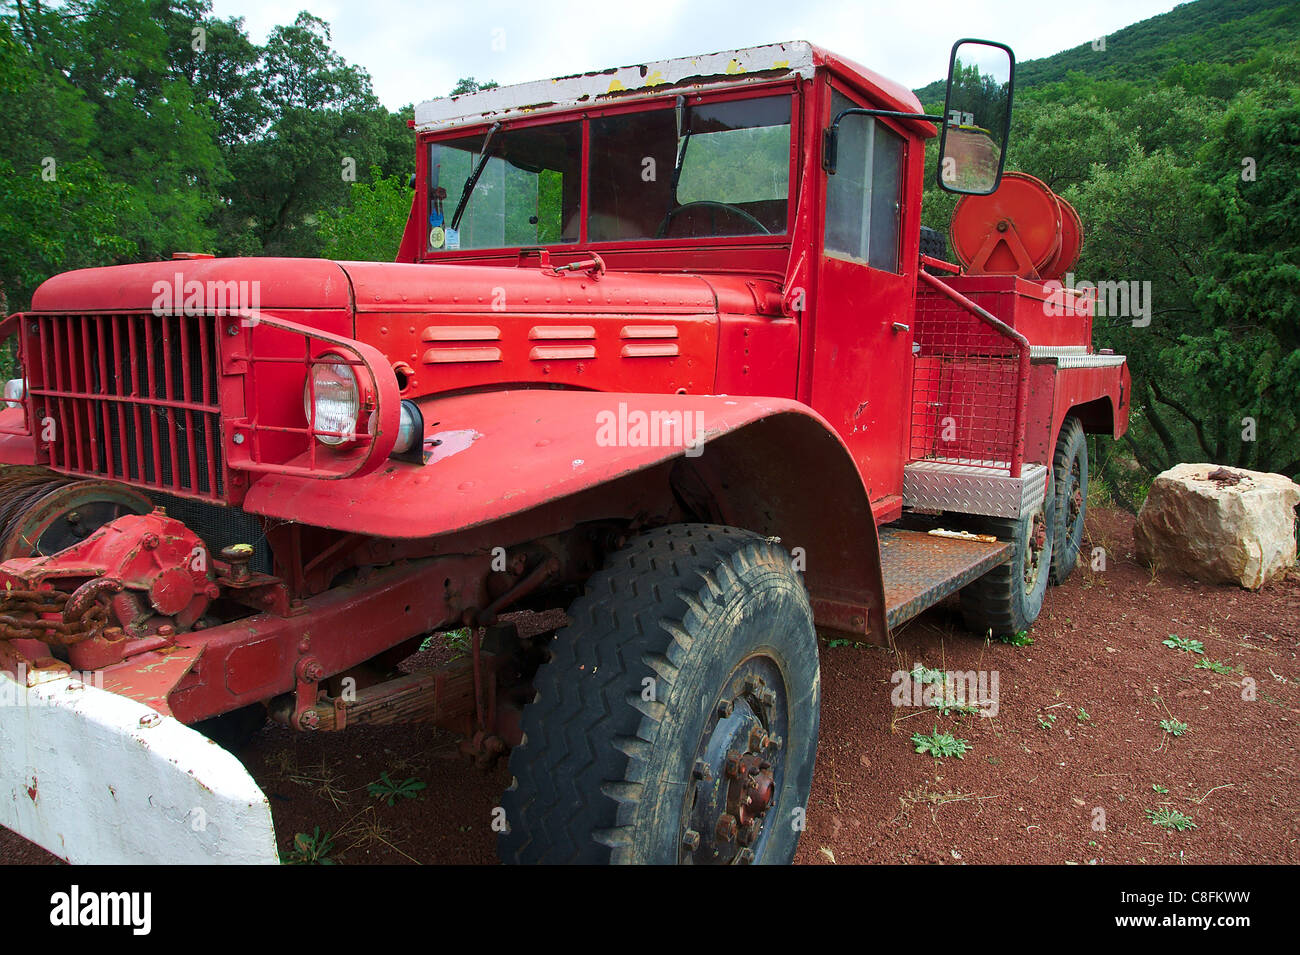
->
[336,259,718,316]
[29,258,354,314]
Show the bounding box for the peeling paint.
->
[414,41,816,131]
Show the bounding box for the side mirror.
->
[937,39,1015,196]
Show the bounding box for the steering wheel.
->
[655,200,772,238]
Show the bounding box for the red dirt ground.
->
[2,507,1297,864]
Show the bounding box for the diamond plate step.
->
[903,460,1049,519]
[880,526,1013,630]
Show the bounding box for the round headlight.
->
[304,359,360,445]
[3,378,25,409]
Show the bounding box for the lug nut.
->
[298,709,319,730]
[718,699,733,718]
[715,814,738,843]
[682,829,701,851]
[736,847,755,864]
[692,759,712,781]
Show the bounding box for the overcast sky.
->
[209,0,1188,110]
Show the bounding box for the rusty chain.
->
[0,588,111,644]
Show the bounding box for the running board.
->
[880,527,1012,630]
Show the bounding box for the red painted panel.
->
[940,274,1093,348]
[30,258,354,314]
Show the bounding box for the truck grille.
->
[28,314,224,499]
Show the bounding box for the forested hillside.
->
[915,0,1300,102]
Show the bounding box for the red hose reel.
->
[949,172,1082,281]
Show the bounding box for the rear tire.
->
[1049,417,1088,584]
[959,488,1054,638]
[498,524,820,865]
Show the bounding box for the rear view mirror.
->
[937,39,1014,196]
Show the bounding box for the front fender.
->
[243,390,887,640]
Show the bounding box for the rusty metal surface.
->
[99,644,204,716]
[0,471,151,559]
[880,526,1012,630]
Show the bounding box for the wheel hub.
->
[1024,507,1048,594]
[1068,461,1084,525]
[680,660,787,864]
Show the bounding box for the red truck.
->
[0,39,1127,865]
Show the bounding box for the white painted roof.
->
[414,41,817,132]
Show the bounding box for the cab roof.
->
[413,40,932,136]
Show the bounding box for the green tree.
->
[450,77,499,96]
[316,167,412,262]
[219,12,407,256]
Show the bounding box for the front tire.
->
[498,524,820,864]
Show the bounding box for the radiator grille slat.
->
[30,314,224,499]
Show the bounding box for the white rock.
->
[1134,463,1300,589]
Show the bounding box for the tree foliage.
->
[317,167,412,262]
[0,0,415,303]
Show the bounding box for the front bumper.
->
[0,669,278,864]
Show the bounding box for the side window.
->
[824,90,905,272]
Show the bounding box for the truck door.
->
[811,86,915,510]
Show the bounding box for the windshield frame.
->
[416,80,801,261]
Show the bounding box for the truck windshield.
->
[427,121,582,252]
[588,95,791,241]
[425,93,791,252]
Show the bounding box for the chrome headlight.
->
[304,359,360,445]
[3,378,25,409]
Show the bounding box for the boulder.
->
[1134,463,1300,589]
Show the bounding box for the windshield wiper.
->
[667,95,691,209]
[450,121,502,231]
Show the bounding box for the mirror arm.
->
[822,107,944,174]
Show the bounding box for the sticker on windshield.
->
[444,227,460,250]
